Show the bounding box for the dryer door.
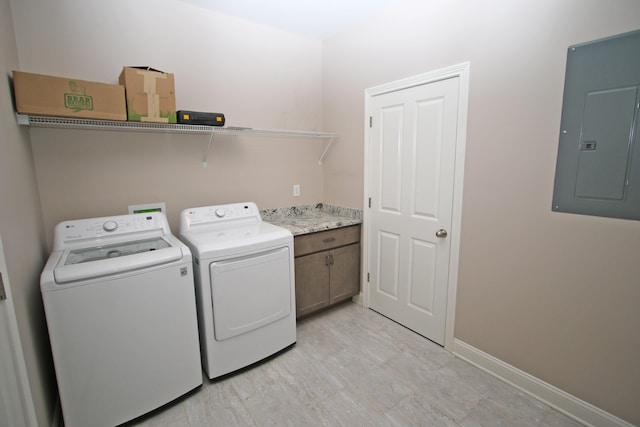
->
[209,246,292,341]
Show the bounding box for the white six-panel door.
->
[368,76,460,345]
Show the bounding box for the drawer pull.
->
[323,237,336,243]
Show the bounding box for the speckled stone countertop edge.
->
[261,203,362,236]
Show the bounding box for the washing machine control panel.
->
[54,213,170,247]
[183,202,260,227]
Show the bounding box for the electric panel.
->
[552,30,640,220]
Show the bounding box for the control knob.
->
[215,208,226,218]
[103,220,118,232]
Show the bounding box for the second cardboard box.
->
[119,67,176,124]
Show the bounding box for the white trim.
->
[0,236,39,427]
[362,62,470,351]
[361,95,372,309]
[453,339,635,427]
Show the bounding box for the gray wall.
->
[1,0,55,424]
[8,0,325,422]
[322,0,640,424]
[11,0,325,246]
[5,0,640,424]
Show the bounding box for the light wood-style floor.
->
[129,302,584,426]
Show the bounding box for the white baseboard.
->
[452,339,634,427]
[351,293,363,306]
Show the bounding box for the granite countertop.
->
[261,204,362,236]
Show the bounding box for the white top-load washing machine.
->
[40,212,202,427]
[179,202,296,379]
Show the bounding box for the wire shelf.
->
[16,114,337,165]
[16,114,337,139]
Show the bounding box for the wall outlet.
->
[293,185,301,197]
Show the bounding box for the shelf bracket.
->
[16,113,30,125]
[318,137,335,165]
[202,129,215,167]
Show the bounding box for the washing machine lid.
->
[53,237,184,284]
[181,221,292,258]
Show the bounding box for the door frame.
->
[0,235,39,426]
[361,62,470,351]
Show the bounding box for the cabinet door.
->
[295,251,330,318]
[329,243,361,304]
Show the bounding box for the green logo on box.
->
[64,80,93,112]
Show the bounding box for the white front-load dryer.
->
[40,213,202,427]
[179,202,296,379]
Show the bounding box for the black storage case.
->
[177,110,225,126]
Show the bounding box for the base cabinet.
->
[294,225,361,318]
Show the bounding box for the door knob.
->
[435,229,448,238]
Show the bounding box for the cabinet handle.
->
[329,254,334,265]
[325,255,329,266]
[323,237,336,243]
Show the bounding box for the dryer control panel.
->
[181,202,260,230]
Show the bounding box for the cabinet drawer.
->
[294,225,361,257]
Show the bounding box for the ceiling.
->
[178,0,396,39]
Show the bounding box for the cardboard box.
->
[13,71,127,121]
[119,67,176,124]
